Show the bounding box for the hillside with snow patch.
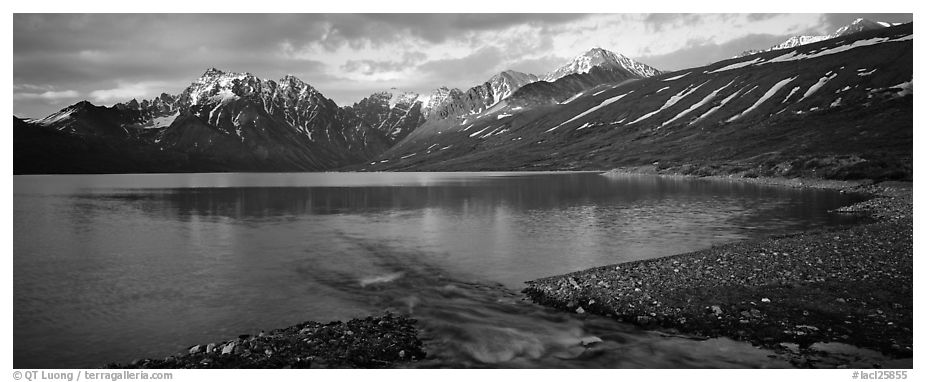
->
[361,23,912,180]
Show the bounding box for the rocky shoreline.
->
[107,313,425,368]
[524,171,912,368]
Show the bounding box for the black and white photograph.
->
[8,3,917,377]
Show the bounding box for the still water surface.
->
[14,172,865,368]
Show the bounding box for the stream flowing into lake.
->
[14,172,866,368]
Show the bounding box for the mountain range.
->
[735,18,902,57]
[14,19,912,181]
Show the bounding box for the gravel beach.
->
[524,174,912,368]
[108,313,425,368]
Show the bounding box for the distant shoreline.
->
[524,170,913,368]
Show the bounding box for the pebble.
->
[221,343,235,355]
[523,181,912,363]
[107,313,425,369]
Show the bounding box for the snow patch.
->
[726,76,798,122]
[872,81,913,97]
[799,71,838,102]
[483,128,508,138]
[562,92,585,104]
[760,34,912,66]
[782,86,801,103]
[628,82,708,125]
[469,125,493,138]
[661,79,737,127]
[662,72,690,81]
[693,87,745,124]
[37,109,75,126]
[545,91,633,133]
[707,57,764,73]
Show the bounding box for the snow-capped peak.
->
[769,35,830,50]
[543,47,660,82]
[420,86,456,119]
[737,18,900,58]
[181,68,260,107]
[832,18,891,37]
[376,88,420,109]
[35,100,95,126]
[488,70,539,105]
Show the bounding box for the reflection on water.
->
[14,172,864,368]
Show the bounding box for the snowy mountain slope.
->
[16,69,394,172]
[544,47,661,82]
[361,23,912,179]
[15,24,911,176]
[342,88,425,143]
[389,60,653,154]
[154,68,392,170]
[489,70,539,106]
[419,69,539,124]
[17,44,660,174]
[420,87,456,119]
[737,18,899,58]
[418,48,652,125]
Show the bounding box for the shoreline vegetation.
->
[109,170,912,369]
[525,168,912,368]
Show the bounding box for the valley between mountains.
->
[14,19,912,181]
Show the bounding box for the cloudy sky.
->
[13,12,912,118]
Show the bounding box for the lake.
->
[13,172,866,368]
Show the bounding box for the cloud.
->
[417,47,505,84]
[819,13,913,30]
[505,55,566,77]
[643,13,704,33]
[89,81,170,103]
[14,89,80,101]
[15,13,876,117]
[322,14,590,47]
[340,51,427,76]
[637,33,792,71]
[746,14,783,22]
